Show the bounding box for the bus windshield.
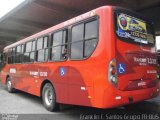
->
[115,12,155,46]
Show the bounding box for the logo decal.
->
[60,68,65,76]
[117,63,126,74]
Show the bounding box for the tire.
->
[6,77,15,93]
[42,83,58,112]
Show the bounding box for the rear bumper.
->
[101,85,159,108]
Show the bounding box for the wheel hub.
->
[7,81,11,91]
[44,89,53,106]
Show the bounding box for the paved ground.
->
[0,83,159,120]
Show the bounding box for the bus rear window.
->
[115,12,154,46]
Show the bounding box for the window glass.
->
[2,53,7,63]
[8,57,11,64]
[62,31,67,44]
[12,48,16,55]
[24,53,30,62]
[51,46,61,61]
[21,44,24,53]
[44,49,48,61]
[71,42,83,59]
[19,54,23,63]
[35,35,49,62]
[30,52,35,62]
[11,56,14,63]
[16,45,21,54]
[50,30,68,61]
[8,49,12,56]
[26,42,32,52]
[61,45,68,60]
[85,20,98,39]
[32,41,36,51]
[72,24,84,42]
[37,37,43,50]
[70,19,98,59]
[37,49,44,62]
[44,37,48,48]
[84,39,97,57]
[15,56,19,63]
[52,31,63,46]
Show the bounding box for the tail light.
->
[108,59,118,85]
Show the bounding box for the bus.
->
[0,6,159,111]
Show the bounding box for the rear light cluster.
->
[108,59,118,85]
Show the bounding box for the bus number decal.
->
[30,71,39,76]
[29,71,48,77]
[133,57,157,65]
[9,68,16,73]
[39,72,48,77]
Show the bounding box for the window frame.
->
[14,45,22,64]
[8,48,14,64]
[23,40,36,63]
[49,28,68,62]
[36,35,49,63]
[6,16,99,64]
[69,16,99,61]
[29,40,36,63]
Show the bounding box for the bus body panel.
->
[116,39,158,90]
[114,10,158,91]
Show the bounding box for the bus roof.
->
[4,6,112,51]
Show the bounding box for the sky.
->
[0,0,25,18]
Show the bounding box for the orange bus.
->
[0,6,159,111]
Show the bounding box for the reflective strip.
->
[81,87,86,90]
[115,96,121,100]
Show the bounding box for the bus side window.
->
[23,40,36,63]
[8,47,16,64]
[21,44,24,62]
[30,40,36,62]
[36,36,49,62]
[8,48,12,64]
[12,47,16,63]
[44,36,49,61]
[84,20,98,57]
[71,24,84,59]
[15,45,21,63]
[70,19,98,60]
[50,30,68,61]
[24,41,31,63]
[3,53,7,64]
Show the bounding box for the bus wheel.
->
[6,77,15,93]
[42,83,57,111]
